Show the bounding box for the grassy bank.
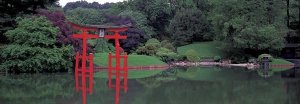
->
[93,53,166,67]
[270,59,294,65]
[177,41,224,57]
[270,58,294,72]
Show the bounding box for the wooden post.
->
[108,52,112,89]
[75,52,79,92]
[115,32,121,104]
[124,53,128,93]
[89,53,94,94]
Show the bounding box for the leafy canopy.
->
[168,9,213,46]
[209,0,286,56]
[0,16,73,73]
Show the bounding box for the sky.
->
[58,0,125,7]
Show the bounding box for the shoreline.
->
[171,61,259,69]
[93,61,296,71]
[169,61,295,69]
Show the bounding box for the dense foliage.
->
[37,9,90,53]
[258,54,274,62]
[102,14,149,52]
[287,0,300,30]
[168,9,213,46]
[66,7,106,25]
[209,0,287,58]
[136,38,161,56]
[125,0,172,38]
[136,38,177,62]
[119,9,155,37]
[64,1,113,11]
[0,0,58,43]
[0,17,73,73]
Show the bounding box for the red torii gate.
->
[105,27,129,104]
[69,22,130,104]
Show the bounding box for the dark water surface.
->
[0,67,300,104]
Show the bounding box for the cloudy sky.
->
[58,0,125,7]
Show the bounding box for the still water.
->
[0,67,299,104]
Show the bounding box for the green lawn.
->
[94,70,163,79]
[177,41,224,57]
[270,58,294,72]
[270,59,294,65]
[93,53,166,67]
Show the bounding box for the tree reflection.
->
[0,74,75,104]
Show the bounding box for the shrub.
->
[156,47,177,62]
[213,56,221,62]
[185,49,200,62]
[258,54,274,62]
[136,38,161,55]
[161,40,176,51]
[171,54,186,61]
[146,38,161,44]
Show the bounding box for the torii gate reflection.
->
[69,22,130,104]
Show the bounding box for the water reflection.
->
[0,67,300,104]
[0,74,75,104]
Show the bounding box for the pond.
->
[0,67,300,104]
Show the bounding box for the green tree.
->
[287,0,300,30]
[168,9,213,46]
[0,0,58,43]
[209,0,286,57]
[0,16,73,73]
[128,0,172,38]
[66,7,105,25]
[119,9,155,37]
[170,0,210,11]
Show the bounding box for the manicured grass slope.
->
[177,41,224,57]
[270,59,294,72]
[270,59,294,65]
[93,53,166,67]
[94,70,163,79]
